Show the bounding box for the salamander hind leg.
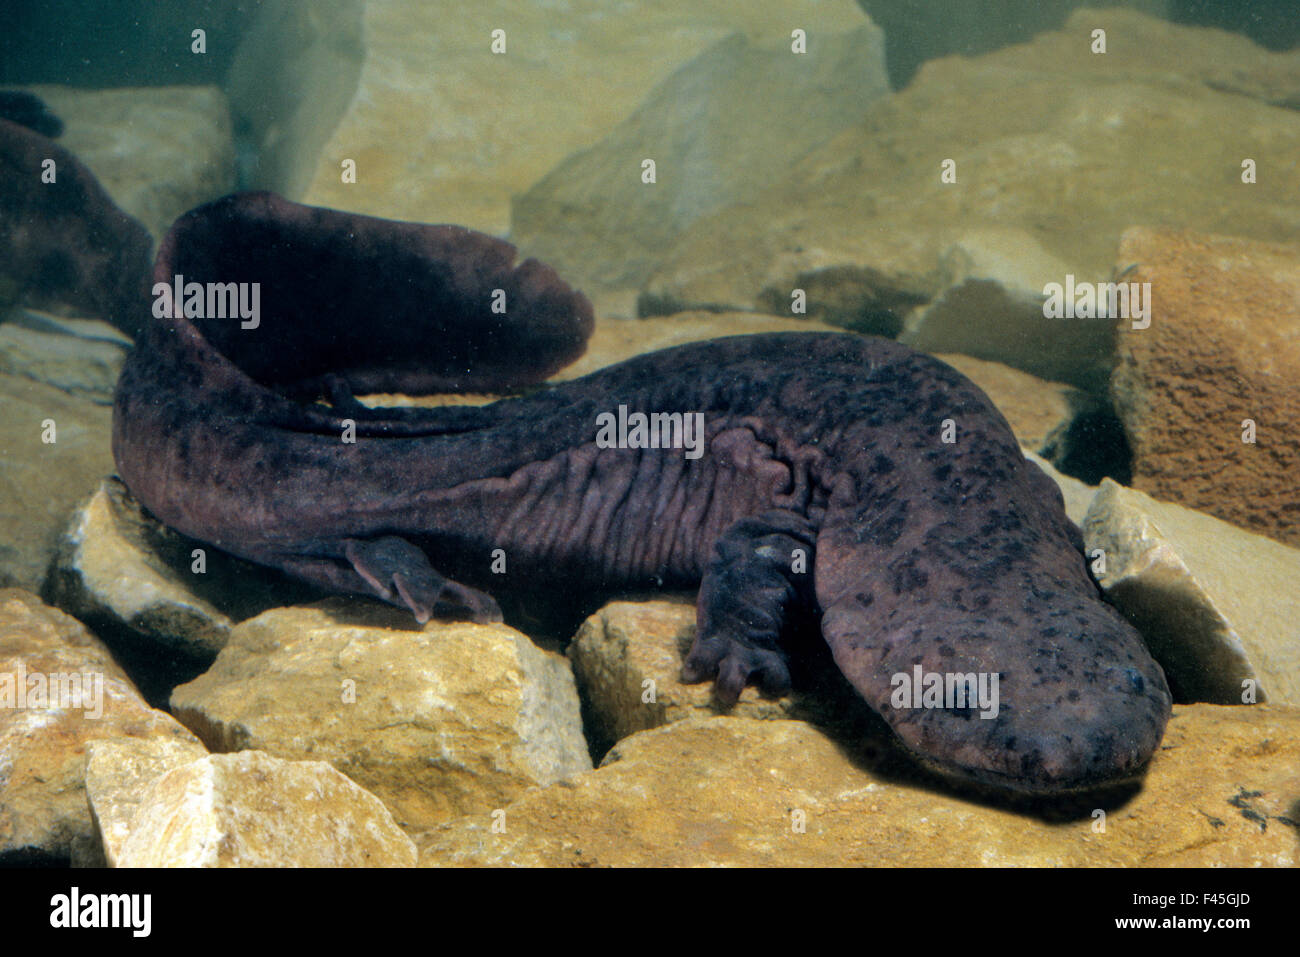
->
[272,540,502,623]
[682,510,818,706]
[342,536,503,624]
[257,537,503,627]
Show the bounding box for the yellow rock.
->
[568,599,878,753]
[0,589,202,861]
[418,706,1299,867]
[46,478,235,663]
[171,602,591,831]
[86,736,209,867]
[116,750,416,867]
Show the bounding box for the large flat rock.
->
[417,705,1298,866]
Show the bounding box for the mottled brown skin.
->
[114,195,1171,796]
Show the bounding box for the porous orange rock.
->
[1111,227,1300,547]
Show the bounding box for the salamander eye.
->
[1125,668,1145,693]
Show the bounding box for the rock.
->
[417,706,1299,866]
[114,750,416,867]
[568,600,879,754]
[645,14,1300,390]
[978,7,1300,111]
[1110,227,1300,548]
[0,314,128,404]
[85,736,209,867]
[26,85,235,239]
[857,1,1168,87]
[0,374,113,591]
[170,602,592,831]
[867,3,1300,98]
[228,0,868,235]
[901,231,1116,392]
[44,477,321,701]
[0,589,203,863]
[512,25,888,314]
[1082,480,1300,707]
[1024,451,1097,527]
[936,352,1088,458]
[5,309,133,348]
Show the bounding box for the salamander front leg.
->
[682,510,818,706]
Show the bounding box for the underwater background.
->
[0,0,1297,867]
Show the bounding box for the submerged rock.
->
[85,736,209,867]
[900,231,1113,391]
[1111,227,1300,548]
[170,602,592,831]
[114,750,416,868]
[973,7,1300,111]
[46,479,233,664]
[44,477,322,702]
[417,706,1299,866]
[568,600,880,755]
[936,352,1092,461]
[0,312,130,405]
[644,12,1300,391]
[0,589,202,864]
[512,25,888,314]
[857,2,1170,88]
[0,375,114,591]
[1023,452,1097,527]
[1083,480,1300,707]
[228,0,868,234]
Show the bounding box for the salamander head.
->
[827,588,1173,796]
